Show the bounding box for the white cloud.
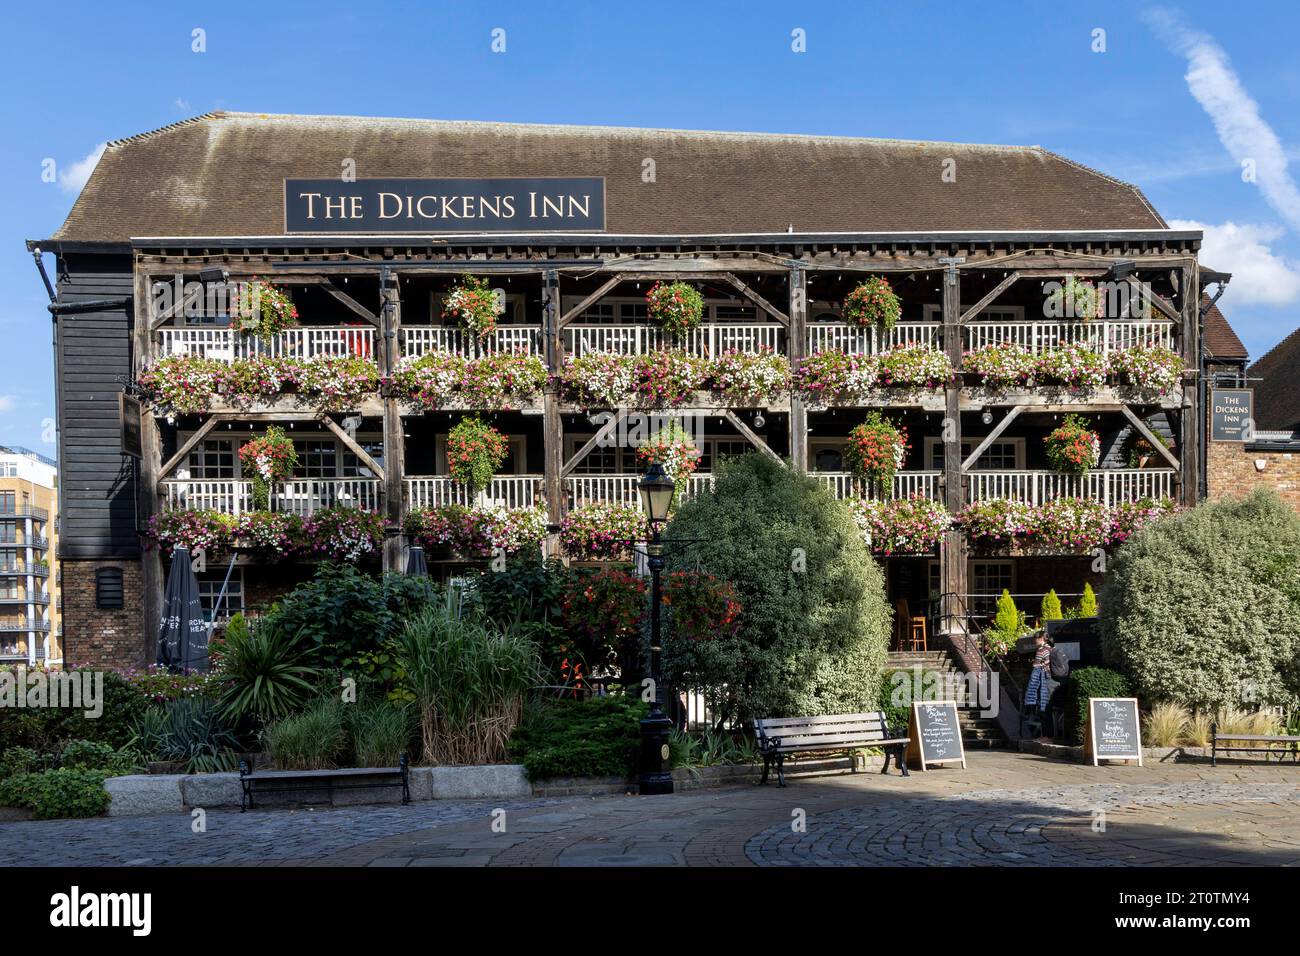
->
[176,97,191,112]
[58,142,106,195]
[0,395,15,413]
[1146,9,1300,231]
[1168,219,1300,306]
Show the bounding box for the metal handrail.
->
[934,590,1024,727]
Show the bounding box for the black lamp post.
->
[637,462,676,795]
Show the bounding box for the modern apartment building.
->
[0,445,59,665]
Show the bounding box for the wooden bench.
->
[753,712,910,786]
[238,755,411,811]
[1211,725,1300,767]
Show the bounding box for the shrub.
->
[983,589,1028,658]
[660,454,891,724]
[1143,701,1190,747]
[0,768,112,819]
[0,746,49,780]
[218,614,321,725]
[508,696,647,781]
[1076,582,1098,618]
[264,698,346,770]
[59,739,137,777]
[347,701,413,768]
[1185,711,1213,748]
[146,697,241,773]
[1066,667,1132,744]
[669,727,759,769]
[394,601,541,765]
[1099,489,1300,710]
[0,669,150,754]
[1041,590,1063,623]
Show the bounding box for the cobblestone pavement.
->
[3,752,1298,867]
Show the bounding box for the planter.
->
[147,760,186,775]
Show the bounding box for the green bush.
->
[141,697,241,773]
[660,454,891,723]
[1041,590,1063,622]
[0,768,112,819]
[218,614,322,726]
[59,739,138,776]
[0,746,49,780]
[264,698,346,770]
[668,727,759,769]
[1065,667,1133,744]
[0,669,150,754]
[1099,489,1300,709]
[508,696,647,781]
[347,701,413,768]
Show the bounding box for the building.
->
[29,112,1209,670]
[0,445,60,665]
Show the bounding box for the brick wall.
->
[60,558,146,669]
[1206,441,1300,511]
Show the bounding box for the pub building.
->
[29,112,1212,671]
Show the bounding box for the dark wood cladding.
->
[54,253,138,559]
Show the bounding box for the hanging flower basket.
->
[446,416,509,492]
[843,276,901,332]
[1044,414,1100,477]
[663,572,741,642]
[844,412,909,491]
[635,420,702,503]
[1047,275,1100,321]
[239,427,298,510]
[234,279,298,338]
[443,274,500,339]
[646,281,704,338]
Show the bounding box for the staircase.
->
[886,649,1007,749]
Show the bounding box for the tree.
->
[1099,488,1300,709]
[658,453,891,723]
[1077,582,1098,618]
[1040,589,1063,622]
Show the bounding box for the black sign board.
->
[284,177,606,233]
[1086,697,1144,765]
[1210,388,1254,442]
[119,393,142,459]
[907,701,967,770]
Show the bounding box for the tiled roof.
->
[1202,296,1248,361]
[49,111,1168,242]
[1250,325,1300,431]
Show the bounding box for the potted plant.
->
[844,412,909,494]
[442,274,501,339]
[645,281,705,338]
[239,427,298,510]
[234,278,298,338]
[1044,414,1100,476]
[634,419,702,505]
[843,276,901,332]
[1047,275,1100,321]
[446,416,509,494]
[1123,428,1172,468]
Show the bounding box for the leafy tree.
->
[658,454,890,724]
[1099,488,1300,709]
[1077,582,1098,618]
[1040,589,1063,622]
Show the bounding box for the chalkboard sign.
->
[1085,697,1144,766]
[906,701,967,770]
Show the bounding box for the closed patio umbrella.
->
[405,545,429,576]
[157,546,209,674]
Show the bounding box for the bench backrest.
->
[754,711,899,752]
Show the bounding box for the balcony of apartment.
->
[0,619,50,634]
[0,506,50,521]
[0,564,48,579]
[0,592,49,606]
[156,325,376,363]
[162,478,382,516]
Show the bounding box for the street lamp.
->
[637,463,676,795]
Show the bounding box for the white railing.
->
[806,322,940,355]
[813,471,943,501]
[401,326,542,358]
[965,469,1175,506]
[157,327,375,362]
[963,320,1174,354]
[405,476,540,510]
[566,473,715,507]
[563,324,784,358]
[162,479,381,515]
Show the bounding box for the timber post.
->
[542,269,565,557]
[380,268,405,572]
[788,264,808,471]
[938,258,968,645]
[133,261,163,665]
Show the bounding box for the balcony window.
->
[188,438,236,479]
[342,442,385,478]
[971,560,1016,615]
[926,438,1024,471]
[0,492,12,514]
[197,569,243,623]
[697,440,750,472]
[0,522,14,544]
[293,440,339,478]
[566,435,621,475]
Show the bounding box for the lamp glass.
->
[638,463,675,523]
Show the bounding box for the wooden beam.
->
[380,271,405,571]
[157,415,223,482]
[320,415,385,482]
[557,275,624,330]
[542,270,566,539]
[148,274,187,331]
[959,272,1022,324]
[562,410,627,477]
[133,263,164,666]
[722,410,781,463]
[1120,405,1181,470]
[324,280,381,326]
[1125,277,1181,323]
[721,273,790,327]
[961,406,1023,471]
[788,266,809,472]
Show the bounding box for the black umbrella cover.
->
[405,545,429,576]
[157,546,210,674]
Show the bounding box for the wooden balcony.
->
[963,319,1173,353]
[405,476,540,510]
[401,326,542,358]
[157,326,375,362]
[563,324,784,358]
[965,468,1175,505]
[161,478,381,515]
[806,322,940,355]
[566,473,715,507]
[813,471,942,500]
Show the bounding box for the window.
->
[567,436,621,474]
[971,561,1015,614]
[197,569,244,624]
[698,440,750,472]
[342,441,385,478]
[927,438,1023,471]
[189,439,236,479]
[293,440,339,478]
[0,463,16,477]
[0,522,15,544]
[0,492,13,515]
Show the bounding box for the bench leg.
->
[1211,737,1217,768]
[776,753,786,787]
[896,744,909,777]
[880,747,891,775]
[241,781,252,812]
[760,752,770,785]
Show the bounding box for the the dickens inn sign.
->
[284,178,606,233]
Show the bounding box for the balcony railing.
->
[0,565,48,579]
[813,471,943,501]
[405,476,540,510]
[0,506,49,521]
[162,479,382,516]
[0,593,49,606]
[401,326,542,358]
[963,320,1173,354]
[806,322,940,355]
[566,473,715,507]
[157,326,376,362]
[563,324,784,358]
[965,468,1175,505]
[0,620,50,633]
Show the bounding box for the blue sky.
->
[2,0,1299,452]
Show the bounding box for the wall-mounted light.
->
[981,410,993,426]
[753,412,765,429]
